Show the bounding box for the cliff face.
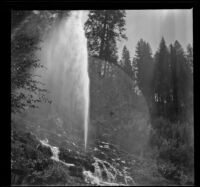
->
[88,56,150,156]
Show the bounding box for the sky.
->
[81,9,193,60]
[118,9,193,59]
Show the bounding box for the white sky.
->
[118,9,193,59]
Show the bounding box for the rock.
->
[34,158,53,171]
[18,132,38,147]
[37,144,53,157]
[11,169,26,185]
[82,160,95,173]
[69,166,83,178]
[59,148,78,164]
[24,145,38,160]
[102,170,107,180]
[60,148,95,173]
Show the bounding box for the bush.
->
[150,117,194,184]
[157,159,179,181]
[11,129,54,185]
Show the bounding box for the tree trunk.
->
[98,12,108,77]
[99,12,108,58]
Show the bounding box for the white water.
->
[40,138,135,186]
[83,156,135,186]
[37,11,89,150]
[40,138,75,167]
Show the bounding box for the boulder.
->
[37,144,53,158]
[69,166,83,178]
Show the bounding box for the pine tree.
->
[121,45,132,75]
[169,43,178,121]
[153,37,171,118]
[84,10,127,77]
[134,39,154,115]
[186,44,193,73]
[170,41,193,122]
[84,10,127,58]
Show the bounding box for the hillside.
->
[11,57,181,186]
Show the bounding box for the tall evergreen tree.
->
[84,10,127,77]
[169,44,178,121]
[186,44,193,73]
[121,45,132,75]
[84,10,127,59]
[134,39,154,115]
[153,37,171,118]
[170,41,193,122]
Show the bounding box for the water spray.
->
[37,10,90,151]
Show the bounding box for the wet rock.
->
[11,169,26,185]
[84,162,95,173]
[37,144,53,157]
[69,166,83,178]
[34,158,53,171]
[18,132,38,147]
[24,145,38,160]
[102,170,107,180]
[59,148,78,164]
[59,147,95,173]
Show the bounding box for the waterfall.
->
[40,138,135,186]
[83,156,135,186]
[36,11,89,150]
[40,138,75,167]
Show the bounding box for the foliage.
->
[170,41,193,122]
[89,57,149,158]
[133,39,154,114]
[11,33,48,113]
[11,10,193,186]
[11,129,53,184]
[134,39,154,92]
[84,10,127,77]
[149,117,194,184]
[186,44,193,73]
[89,57,138,120]
[11,127,86,185]
[120,45,133,77]
[133,37,193,184]
[152,38,171,119]
[11,11,62,113]
[85,10,127,58]
[28,163,72,185]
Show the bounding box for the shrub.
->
[150,117,194,184]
